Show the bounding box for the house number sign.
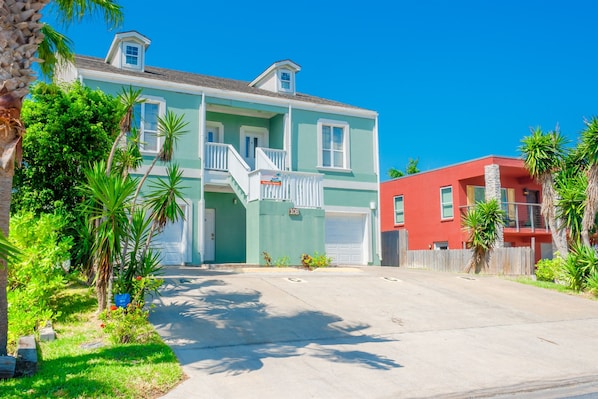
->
[288,208,300,216]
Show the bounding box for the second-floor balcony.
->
[204,143,323,209]
[460,202,548,232]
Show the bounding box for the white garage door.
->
[325,213,366,265]
[154,214,188,266]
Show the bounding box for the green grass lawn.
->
[510,276,598,300]
[1,282,183,399]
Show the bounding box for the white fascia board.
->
[77,68,378,119]
[323,179,378,191]
[131,165,201,179]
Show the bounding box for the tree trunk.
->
[1,0,51,356]
[539,174,569,257]
[582,165,598,247]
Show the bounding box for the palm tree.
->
[579,117,598,247]
[520,127,569,257]
[80,161,137,311]
[142,164,187,259]
[131,110,189,205]
[0,0,122,358]
[462,199,506,273]
[106,86,145,176]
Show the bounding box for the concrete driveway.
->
[149,266,598,399]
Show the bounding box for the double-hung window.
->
[394,195,404,224]
[122,43,142,69]
[279,70,292,92]
[318,119,349,170]
[440,186,453,219]
[132,98,165,153]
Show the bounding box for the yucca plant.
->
[520,126,569,256]
[462,199,506,273]
[561,242,598,292]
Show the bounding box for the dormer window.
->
[123,43,141,69]
[125,44,139,66]
[105,31,151,71]
[279,70,293,92]
[249,60,301,95]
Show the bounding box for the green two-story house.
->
[57,31,381,266]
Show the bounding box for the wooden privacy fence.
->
[403,247,534,275]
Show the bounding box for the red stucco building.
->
[380,156,553,261]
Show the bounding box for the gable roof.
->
[73,55,372,113]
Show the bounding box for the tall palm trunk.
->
[1,0,50,356]
[539,174,569,256]
[0,168,12,356]
[581,165,598,247]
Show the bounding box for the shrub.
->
[7,212,72,348]
[535,257,564,282]
[262,251,272,266]
[301,252,332,268]
[586,272,598,297]
[275,256,290,267]
[99,304,155,344]
[560,243,598,292]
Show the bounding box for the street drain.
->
[458,276,476,281]
[285,277,305,283]
[382,277,402,282]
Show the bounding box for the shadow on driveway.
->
[150,274,402,375]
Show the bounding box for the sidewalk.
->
[150,266,598,399]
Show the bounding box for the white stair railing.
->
[227,146,251,196]
[259,148,288,170]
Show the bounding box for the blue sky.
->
[42,0,598,181]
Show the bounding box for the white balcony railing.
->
[248,170,323,208]
[204,143,228,171]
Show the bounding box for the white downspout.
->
[286,104,292,171]
[374,115,382,263]
[198,93,206,264]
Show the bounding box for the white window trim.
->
[138,95,166,155]
[317,119,350,171]
[122,42,143,70]
[278,69,294,93]
[440,186,454,220]
[394,195,404,225]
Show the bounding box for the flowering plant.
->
[131,275,163,307]
[99,303,154,344]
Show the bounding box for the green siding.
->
[205,192,246,263]
[324,188,377,208]
[268,114,285,149]
[290,109,377,181]
[207,97,286,114]
[83,79,201,170]
[246,200,325,265]
[206,112,281,152]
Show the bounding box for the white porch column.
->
[374,115,382,261]
[198,93,206,263]
[284,104,292,171]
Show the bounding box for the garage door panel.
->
[154,211,187,266]
[325,214,366,265]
